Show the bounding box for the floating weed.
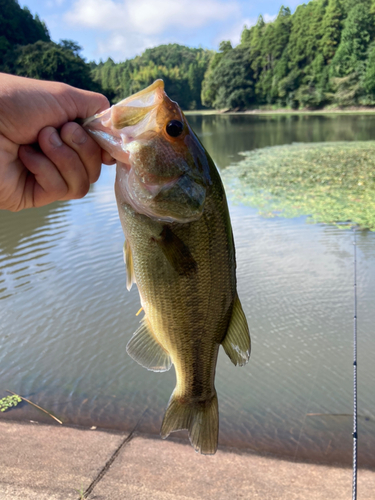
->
[222,141,375,230]
[0,394,22,412]
[1,390,63,424]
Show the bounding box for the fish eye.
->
[166,120,184,138]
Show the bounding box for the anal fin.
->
[123,240,136,291]
[222,294,251,366]
[126,319,172,372]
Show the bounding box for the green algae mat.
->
[222,141,375,230]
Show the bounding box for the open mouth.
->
[83,80,166,163]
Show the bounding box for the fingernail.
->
[50,131,63,147]
[72,126,87,145]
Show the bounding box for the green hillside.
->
[91,44,211,108]
[3,0,375,109]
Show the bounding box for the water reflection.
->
[0,204,70,300]
[0,202,67,255]
[189,113,375,169]
[0,115,374,467]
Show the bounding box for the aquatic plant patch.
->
[222,142,375,230]
[0,394,22,412]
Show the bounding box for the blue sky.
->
[23,0,302,62]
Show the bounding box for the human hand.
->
[0,73,115,211]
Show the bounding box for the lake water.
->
[1,114,375,467]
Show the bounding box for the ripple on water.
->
[0,160,374,467]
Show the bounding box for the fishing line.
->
[352,227,358,500]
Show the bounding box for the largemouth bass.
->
[83,80,250,454]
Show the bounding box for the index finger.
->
[67,86,110,121]
[59,122,102,184]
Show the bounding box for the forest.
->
[2,0,375,109]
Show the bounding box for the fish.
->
[83,80,250,454]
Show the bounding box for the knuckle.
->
[57,185,69,199]
[73,178,90,199]
[60,121,76,136]
[61,122,86,146]
[38,126,54,142]
[48,182,69,202]
[56,81,68,92]
[38,127,62,151]
[55,81,71,97]
[90,165,101,183]
[87,157,101,182]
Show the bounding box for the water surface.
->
[1,114,374,467]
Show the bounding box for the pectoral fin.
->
[123,240,136,291]
[126,319,172,372]
[222,295,251,366]
[154,226,197,276]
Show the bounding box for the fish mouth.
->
[107,79,165,131]
[83,80,167,161]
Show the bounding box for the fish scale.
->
[119,168,236,433]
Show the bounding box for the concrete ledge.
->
[0,421,126,499]
[90,435,375,500]
[0,420,374,499]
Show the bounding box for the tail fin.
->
[160,391,219,455]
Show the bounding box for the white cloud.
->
[214,11,277,49]
[96,32,155,60]
[46,0,67,6]
[66,0,239,33]
[264,13,277,23]
[214,17,255,48]
[284,0,302,7]
[129,0,239,35]
[65,0,241,60]
[65,0,125,30]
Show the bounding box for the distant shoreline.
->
[184,107,375,116]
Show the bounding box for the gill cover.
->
[83,80,212,223]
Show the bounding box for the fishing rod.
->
[352,227,358,500]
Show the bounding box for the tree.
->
[4,0,375,109]
[330,3,374,77]
[252,6,292,104]
[363,42,375,101]
[329,2,375,103]
[91,44,211,107]
[0,0,50,68]
[201,45,254,109]
[11,41,101,91]
[0,0,50,46]
[320,0,344,63]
